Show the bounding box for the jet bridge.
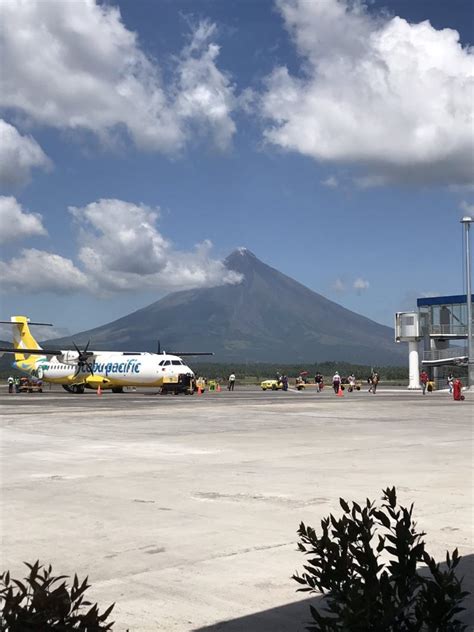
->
[395,294,472,387]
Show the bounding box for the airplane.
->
[0,316,212,394]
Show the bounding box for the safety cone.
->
[216,383,221,392]
[97,384,102,396]
[337,386,344,397]
[197,386,202,396]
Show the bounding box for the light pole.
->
[461,216,473,387]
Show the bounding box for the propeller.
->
[73,340,94,376]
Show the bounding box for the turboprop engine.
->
[57,350,80,365]
[57,342,95,375]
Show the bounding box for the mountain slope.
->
[47,249,404,365]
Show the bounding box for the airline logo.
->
[93,359,142,376]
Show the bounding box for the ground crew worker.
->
[7,375,14,393]
[369,371,379,394]
[332,371,341,394]
[447,373,454,394]
[315,372,323,392]
[348,373,356,392]
[228,373,236,391]
[420,370,429,395]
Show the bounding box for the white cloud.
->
[0,197,242,295]
[0,1,236,152]
[174,20,236,150]
[261,0,474,187]
[0,249,88,293]
[332,278,346,292]
[353,277,370,292]
[0,196,47,243]
[0,119,51,187]
[69,198,243,292]
[321,176,338,188]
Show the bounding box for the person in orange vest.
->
[420,370,429,395]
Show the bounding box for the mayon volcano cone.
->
[46,249,404,365]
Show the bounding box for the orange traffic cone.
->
[216,383,221,392]
[337,386,344,397]
[97,384,102,396]
[197,386,202,396]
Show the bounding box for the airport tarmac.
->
[1,385,473,631]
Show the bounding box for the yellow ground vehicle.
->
[260,379,283,391]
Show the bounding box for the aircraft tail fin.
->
[0,316,49,363]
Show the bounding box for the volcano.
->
[47,249,404,365]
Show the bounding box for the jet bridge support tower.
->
[395,312,421,389]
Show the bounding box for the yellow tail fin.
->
[10,316,42,363]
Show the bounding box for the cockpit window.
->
[172,360,182,365]
[164,360,171,366]
[158,360,165,366]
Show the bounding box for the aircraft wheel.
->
[112,387,123,394]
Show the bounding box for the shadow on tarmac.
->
[194,555,473,632]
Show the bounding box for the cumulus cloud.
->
[261,0,474,187]
[0,197,242,295]
[0,1,236,152]
[0,196,47,243]
[0,249,88,293]
[0,119,51,187]
[174,20,236,149]
[353,277,370,292]
[69,198,243,292]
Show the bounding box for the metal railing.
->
[423,347,468,362]
[428,324,468,336]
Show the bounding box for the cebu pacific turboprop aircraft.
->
[0,316,212,394]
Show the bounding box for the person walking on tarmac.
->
[7,375,14,393]
[228,373,236,391]
[420,370,429,395]
[369,371,379,394]
[332,371,341,394]
[315,372,323,392]
[447,372,454,394]
[348,373,356,392]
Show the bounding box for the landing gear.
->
[111,387,123,393]
[62,384,85,394]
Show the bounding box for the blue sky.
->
[0,0,473,338]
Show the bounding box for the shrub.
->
[0,561,115,631]
[294,487,469,631]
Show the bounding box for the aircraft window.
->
[171,360,182,365]
[164,360,171,366]
[158,360,165,366]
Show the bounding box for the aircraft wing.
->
[0,347,61,356]
[169,352,214,356]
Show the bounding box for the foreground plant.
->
[294,487,469,631]
[0,561,114,631]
